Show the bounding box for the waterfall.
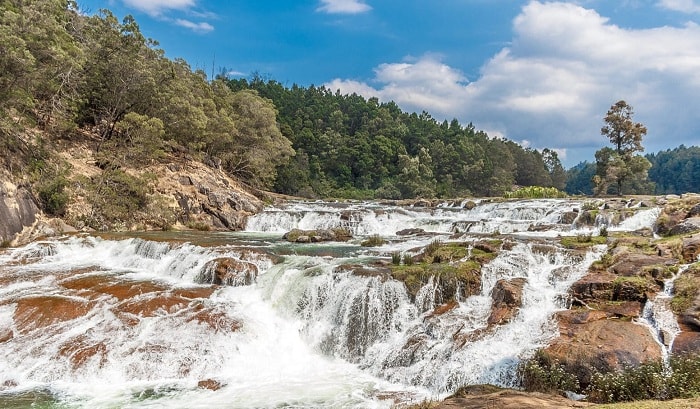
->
[0,199,662,407]
[639,265,686,366]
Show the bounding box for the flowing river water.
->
[0,199,661,408]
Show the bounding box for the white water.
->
[0,199,661,407]
[639,265,686,366]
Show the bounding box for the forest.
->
[1,0,698,212]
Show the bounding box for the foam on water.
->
[0,199,663,407]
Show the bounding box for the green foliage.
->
[97,112,165,168]
[587,361,666,403]
[519,350,580,394]
[36,174,69,216]
[186,221,212,231]
[225,77,566,199]
[82,169,151,229]
[647,145,700,195]
[402,253,414,266]
[360,234,386,247]
[391,252,402,265]
[594,101,653,196]
[671,273,699,314]
[504,186,567,198]
[586,355,700,403]
[565,161,596,195]
[560,234,607,249]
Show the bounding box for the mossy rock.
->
[390,260,481,303]
[611,276,657,302]
[560,235,607,249]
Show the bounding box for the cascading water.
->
[0,199,661,407]
[639,265,687,366]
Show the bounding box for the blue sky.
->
[77,0,700,167]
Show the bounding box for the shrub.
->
[361,234,386,247]
[391,252,401,265]
[403,253,414,266]
[585,354,700,403]
[36,174,69,216]
[519,350,579,394]
[504,186,568,199]
[586,362,665,403]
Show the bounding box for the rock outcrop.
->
[282,228,352,243]
[431,385,591,409]
[197,257,258,286]
[487,277,526,325]
[0,178,55,246]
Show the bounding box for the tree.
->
[594,100,653,195]
[601,100,646,155]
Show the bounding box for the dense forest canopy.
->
[225,76,568,198]
[0,0,697,206]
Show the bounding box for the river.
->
[0,199,660,408]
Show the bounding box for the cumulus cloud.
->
[325,1,700,165]
[174,19,214,33]
[317,0,372,14]
[657,0,700,13]
[121,0,195,17]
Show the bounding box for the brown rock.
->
[13,295,93,333]
[569,272,617,301]
[672,331,700,354]
[0,327,13,343]
[546,309,662,386]
[682,234,700,263]
[488,278,526,325]
[197,379,224,391]
[434,385,591,409]
[59,337,107,369]
[198,257,258,286]
[609,253,673,277]
[669,217,700,236]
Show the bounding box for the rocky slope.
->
[0,137,265,246]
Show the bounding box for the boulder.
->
[433,385,592,409]
[488,278,526,325]
[569,272,617,301]
[283,228,352,243]
[682,234,700,263]
[396,228,425,236]
[197,379,224,391]
[546,309,662,387]
[609,252,673,277]
[672,331,700,355]
[669,217,700,236]
[198,257,258,286]
[0,182,40,244]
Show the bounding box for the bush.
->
[585,354,700,403]
[391,252,401,265]
[519,350,580,394]
[504,186,567,199]
[36,174,69,216]
[361,234,386,247]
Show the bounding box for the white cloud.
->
[657,0,700,13]
[174,19,214,33]
[325,1,700,165]
[122,0,195,17]
[317,0,372,14]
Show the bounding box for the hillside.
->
[0,129,264,246]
